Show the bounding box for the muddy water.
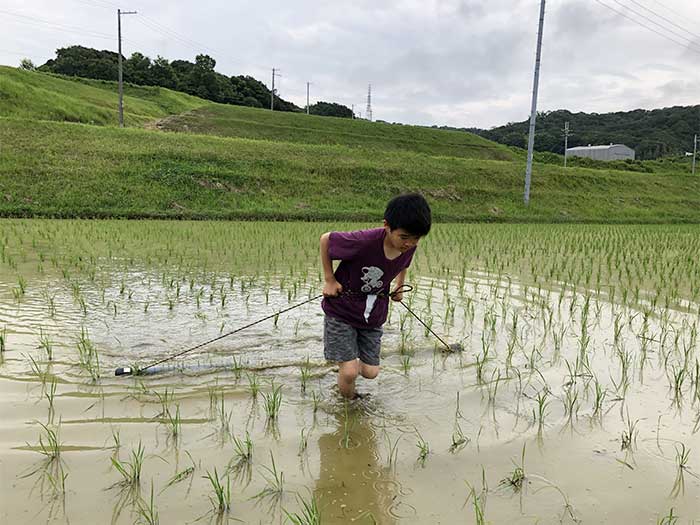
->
[0,220,699,524]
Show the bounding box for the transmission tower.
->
[366,84,373,122]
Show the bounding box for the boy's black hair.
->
[384,193,432,236]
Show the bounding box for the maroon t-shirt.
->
[321,228,416,328]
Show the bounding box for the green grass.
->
[158,104,517,161]
[2,66,700,223]
[0,66,206,126]
[2,117,700,222]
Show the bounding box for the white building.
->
[566,144,636,161]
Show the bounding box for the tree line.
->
[35,45,353,118]
[465,107,700,160]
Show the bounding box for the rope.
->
[120,285,417,375]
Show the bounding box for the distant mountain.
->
[461,106,700,160]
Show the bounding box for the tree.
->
[309,101,353,118]
[19,58,36,71]
[150,55,177,89]
[124,52,152,85]
[39,45,119,80]
[36,45,310,114]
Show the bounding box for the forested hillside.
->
[469,107,700,160]
[34,45,352,118]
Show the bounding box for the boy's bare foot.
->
[351,391,370,400]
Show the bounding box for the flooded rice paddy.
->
[1,220,699,524]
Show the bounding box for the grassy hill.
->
[1,66,699,223]
[0,66,206,126]
[2,118,699,222]
[157,105,517,161]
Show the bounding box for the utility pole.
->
[693,134,697,175]
[117,8,137,128]
[270,68,280,111]
[351,104,355,119]
[366,84,373,122]
[523,0,546,205]
[306,82,311,115]
[563,122,569,168]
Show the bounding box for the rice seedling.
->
[135,481,159,525]
[400,354,411,375]
[246,372,260,399]
[44,463,69,497]
[27,353,49,385]
[216,396,233,437]
[252,451,284,503]
[311,391,320,414]
[383,430,401,469]
[262,381,283,420]
[563,385,579,422]
[161,451,197,494]
[17,275,27,295]
[45,377,57,421]
[298,427,309,456]
[0,326,6,353]
[620,412,639,451]
[657,508,679,525]
[535,389,550,433]
[464,480,487,525]
[500,444,526,492]
[299,356,311,393]
[154,388,174,419]
[415,430,430,467]
[76,327,100,382]
[110,441,145,489]
[33,421,62,462]
[164,404,182,443]
[485,369,501,405]
[38,328,53,361]
[203,467,231,513]
[111,427,121,452]
[669,443,698,498]
[283,492,321,525]
[231,432,253,465]
[231,354,243,380]
[528,474,578,523]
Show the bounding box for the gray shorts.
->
[323,315,383,366]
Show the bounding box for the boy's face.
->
[383,220,421,253]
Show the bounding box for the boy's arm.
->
[391,268,408,301]
[320,232,343,297]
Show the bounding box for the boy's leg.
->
[324,316,360,398]
[357,326,382,380]
[337,359,360,398]
[359,362,379,379]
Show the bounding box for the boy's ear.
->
[383,219,390,229]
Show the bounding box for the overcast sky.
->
[2,0,699,128]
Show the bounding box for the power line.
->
[69,0,270,72]
[649,0,698,27]
[593,0,700,56]
[608,0,700,52]
[0,8,115,40]
[627,0,700,41]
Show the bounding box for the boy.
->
[320,193,432,399]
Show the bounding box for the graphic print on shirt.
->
[360,266,384,293]
[360,266,384,322]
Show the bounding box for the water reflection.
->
[314,401,399,524]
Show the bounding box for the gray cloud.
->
[1,0,698,128]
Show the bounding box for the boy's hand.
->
[390,288,403,302]
[323,279,343,298]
